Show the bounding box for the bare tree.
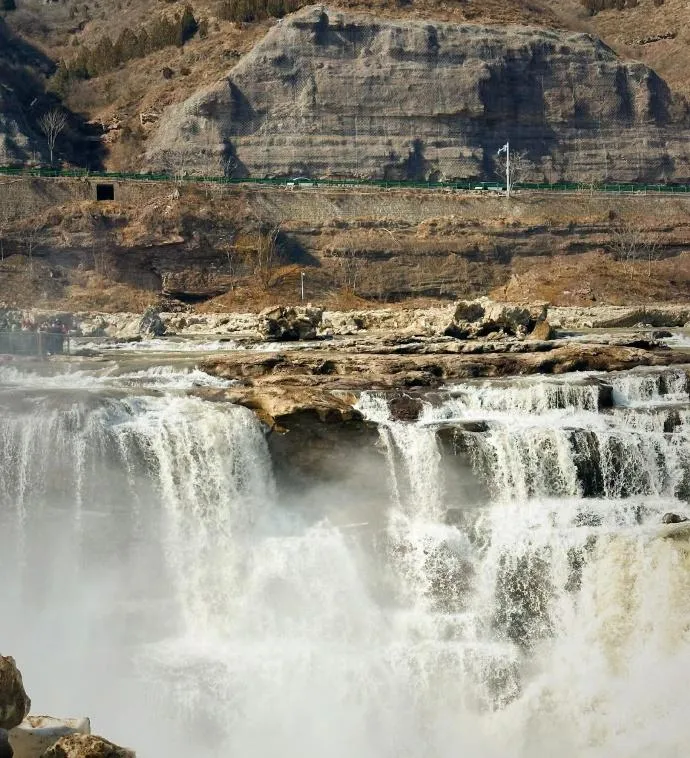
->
[331,248,365,295]
[495,150,534,191]
[39,109,68,165]
[607,221,659,278]
[221,155,239,179]
[162,145,199,185]
[254,225,281,290]
[17,225,40,276]
[0,202,10,262]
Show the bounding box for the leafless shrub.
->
[254,225,281,289]
[331,248,366,295]
[39,108,68,165]
[495,150,534,189]
[607,221,660,278]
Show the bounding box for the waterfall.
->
[2,362,689,758]
[358,365,690,757]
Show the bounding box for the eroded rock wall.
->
[147,6,690,182]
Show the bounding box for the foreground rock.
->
[662,512,689,524]
[0,657,30,731]
[10,717,90,758]
[258,305,323,341]
[40,734,133,758]
[444,298,548,340]
[201,343,689,395]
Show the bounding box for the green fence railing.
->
[2,165,690,195]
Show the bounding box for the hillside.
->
[0,178,688,312]
[145,6,689,183]
[0,0,564,169]
[1,0,688,176]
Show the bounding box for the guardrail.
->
[1,165,690,195]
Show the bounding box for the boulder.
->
[388,393,425,422]
[258,305,323,341]
[661,512,689,524]
[10,717,90,758]
[0,657,30,731]
[452,301,485,324]
[444,298,547,340]
[529,320,554,341]
[40,735,133,758]
[137,307,166,338]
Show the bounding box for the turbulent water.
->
[1,361,689,757]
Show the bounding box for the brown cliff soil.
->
[0,186,688,312]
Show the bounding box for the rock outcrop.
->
[10,717,91,758]
[444,298,548,339]
[147,6,689,182]
[137,307,166,338]
[200,342,689,393]
[0,657,30,731]
[40,734,133,758]
[258,305,323,341]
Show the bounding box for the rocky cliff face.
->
[147,5,689,183]
[0,21,48,166]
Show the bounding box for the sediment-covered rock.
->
[444,298,549,340]
[10,717,91,758]
[548,304,690,330]
[40,734,133,758]
[529,320,554,341]
[0,657,30,731]
[258,305,323,341]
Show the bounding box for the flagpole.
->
[506,141,511,199]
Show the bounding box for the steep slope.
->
[0,18,105,168]
[146,5,689,182]
[1,0,565,171]
[546,0,690,100]
[0,18,52,165]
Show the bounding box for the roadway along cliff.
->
[147,5,690,183]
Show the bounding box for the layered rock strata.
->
[148,6,690,182]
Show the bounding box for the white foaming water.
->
[0,364,232,391]
[70,338,318,354]
[357,367,690,757]
[2,363,690,758]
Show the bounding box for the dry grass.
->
[582,0,690,98]
[493,250,690,306]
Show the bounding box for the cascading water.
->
[358,366,690,757]
[2,360,689,757]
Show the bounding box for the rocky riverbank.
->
[0,656,133,758]
[3,298,690,341]
[2,297,688,431]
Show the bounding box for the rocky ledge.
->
[196,331,688,494]
[199,340,689,426]
[3,298,688,342]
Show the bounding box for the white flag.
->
[497,143,509,156]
